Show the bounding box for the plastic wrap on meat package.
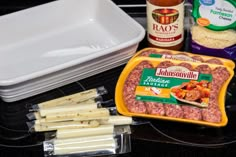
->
[43,125,131,157]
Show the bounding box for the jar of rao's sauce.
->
[147,0,184,50]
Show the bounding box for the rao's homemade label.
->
[192,0,236,30]
[135,66,212,108]
[147,1,184,47]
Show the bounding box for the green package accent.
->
[136,68,212,106]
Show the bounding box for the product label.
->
[193,0,236,30]
[200,0,215,6]
[149,54,200,62]
[135,66,212,107]
[147,1,184,47]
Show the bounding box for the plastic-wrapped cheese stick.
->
[56,124,114,139]
[45,108,110,122]
[54,138,116,155]
[27,98,98,120]
[33,120,100,132]
[54,134,114,145]
[99,115,133,126]
[37,86,107,109]
[30,97,100,112]
[39,102,98,117]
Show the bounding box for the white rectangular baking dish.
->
[0,45,138,102]
[0,44,138,96]
[1,56,130,102]
[0,0,145,87]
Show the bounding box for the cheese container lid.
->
[115,57,234,127]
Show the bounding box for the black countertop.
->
[0,0,236,157]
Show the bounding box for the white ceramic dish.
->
[0,45,136,100]
[0,44,137,97]
[0,0,145,87]
[1,53,131,102]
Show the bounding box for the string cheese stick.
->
[31,98,98,112]
[27,98,97,120]
[54,134,114,145]
[38,87,106,109]
[45,108,110,122]
[34,120,99,132]
[54,138,116,155]
[56,125,114,139]
[38,98,97,111]
[39,102,98,117]
[99,115,133,125]
[35,118,46,124]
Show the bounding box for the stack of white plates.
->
[0,0,145,102]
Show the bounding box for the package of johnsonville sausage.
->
[130,47,235,69]
[115,57,234,127]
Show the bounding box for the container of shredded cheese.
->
[191,0,236,59]
[115,57,234,127]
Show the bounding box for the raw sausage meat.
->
[212,67,230,84]
[145,102,165,115]
[123,61,153,114]
[138,49,173,57]
[182,106,202,120]
[158,51,173,55]
[191,56,204,62]
[195,64,212,74]
[205,58,223,65]
[138,49,160,57]
[178,62,193,70]
[157,61,175,68]
[202,106,222,123]
[126,98,147,113]
[126,69,142,84]
[177,52,189,56]
[136,61,153,70]
[164,104,183,118]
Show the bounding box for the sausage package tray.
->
[115,48,235,127]
[0,0,145,102]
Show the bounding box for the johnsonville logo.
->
[152,8,179,25]
[155,67,199,80]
